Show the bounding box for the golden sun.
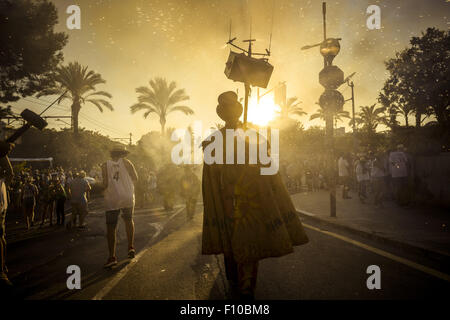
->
[246,93,281,127]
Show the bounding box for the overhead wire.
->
[19,96,128,137]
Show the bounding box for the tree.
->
[130,77,193,134]
[0,0,67,103]
[278,97,306,119]
[38,62,113,135]
[352,104,385,134]
[309,107,350,127]
[379,79,414,127]
[379,28,449,128]
[11,127,120,170]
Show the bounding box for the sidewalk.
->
[291,189,450,259]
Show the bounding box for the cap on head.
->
[216,91,243,122]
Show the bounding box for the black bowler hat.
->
[216,91,243,122]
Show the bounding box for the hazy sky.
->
[11,0,450,141]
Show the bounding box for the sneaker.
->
[104,257,118,268]
[128,247,136,259]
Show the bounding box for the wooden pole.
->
[244,83,250,125]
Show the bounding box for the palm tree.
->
[278,97,306,119]
[309,107,351,127]
[130,77,194,135]
[352,104,386,134]
[395,104,414,127]
[38,62,113,135]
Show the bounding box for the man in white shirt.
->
[101,146,138,268]
[338,153,351,199]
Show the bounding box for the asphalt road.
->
[2,200,449,300]
[4,199,189,300]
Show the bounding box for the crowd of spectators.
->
[281,144,416,208]
[7,167,92,230]
[338,144,413,207]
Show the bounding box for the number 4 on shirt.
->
[113,171,120,181]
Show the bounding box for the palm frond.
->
[86,99,104,112]
[143,110,158,119]
[136,86,153,96]
[289,107,307,117]
[168,105,194,115]
[85,91,112,99]
[37,87,64,98]
[310,113,322,121]
[168,88,189,105]
[130,102,153,114]
[87,99,114,111]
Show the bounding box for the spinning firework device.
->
[6,109,48,143]
[224,19,274,124]
[225,51,274,89]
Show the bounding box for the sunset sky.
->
[11,0,450,142]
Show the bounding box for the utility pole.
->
[343,73,356,148]
[348,81,355,132]
[322,2,336,218]
[301,2,346,218]
[129,133,132,146]
[349,81,358,152]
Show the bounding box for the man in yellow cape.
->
[201,91,309,299]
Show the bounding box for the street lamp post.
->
[343,78,356,133]
[343,73,357,151]
[349,81,355,133]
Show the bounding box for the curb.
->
[297,210,450,263]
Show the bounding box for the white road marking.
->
[303,223,450,282]
[297,209,315,217]
[88,204,184,216]
[91,206,185,300]
[148,222,163,239]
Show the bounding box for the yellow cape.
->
[201,129,309,264]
